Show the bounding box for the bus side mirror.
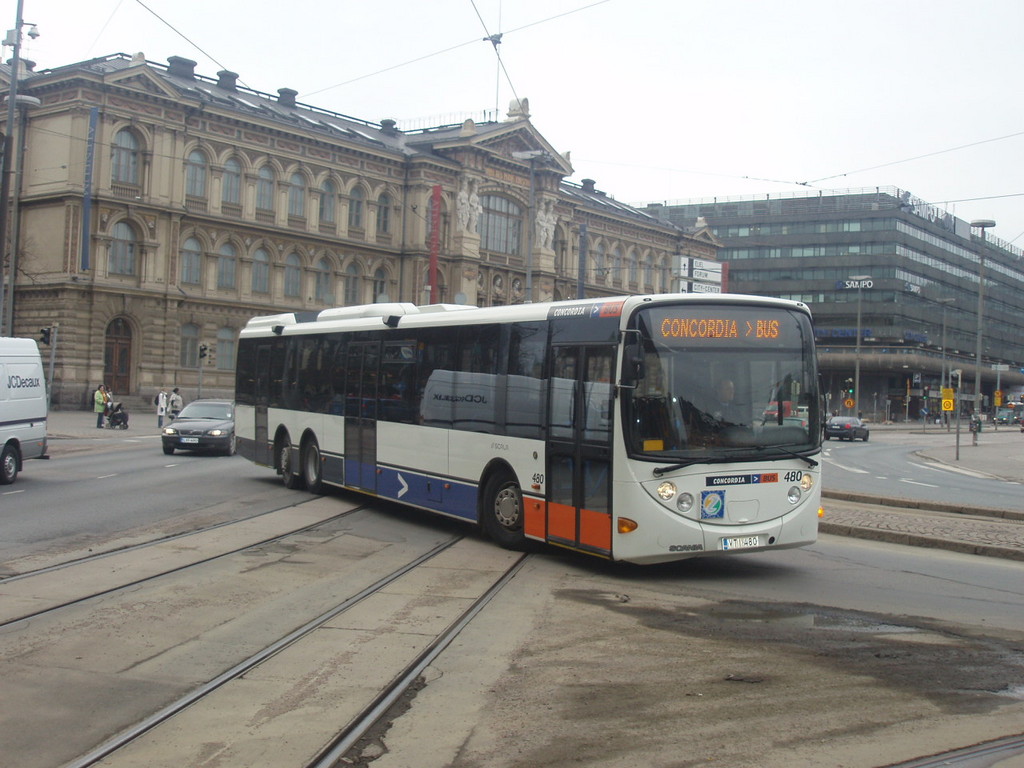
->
[619,331,645,389]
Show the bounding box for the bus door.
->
[344,341,380,492]
[546,345,615,558]
[253,343,272,466]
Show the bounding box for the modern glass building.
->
[649,188,1024,421]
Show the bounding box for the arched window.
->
[185,150,207,198]
[109,221,137,275]
[628,250,639,285]
[284,253,302,298]
[217,242,237,289]
[315,257,334,304]
[180,236,202,285]
[251,248,270,294]
[348,187,364,229]
[222,157,242,206]
[319,180,336,224]
[593,243,606,284]
[111,129,139,186]
[376,193,391,234]
[288,172,306,218]
[216,327,236,371]
[344,263,362,305]
[180,323,200,368]
[612,248,623,285]
[479,195,521,255]
[256,166,275,212]
[644,258,654,288]
[372,268,388,301]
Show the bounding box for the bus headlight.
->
[787,486,802,504]
[801,474,814,491]
[656,481,677,501]
[676,492,694,513]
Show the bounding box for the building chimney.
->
[217,70,239,91]
[167,56,197,80]
[379,118,399,136]
[581,178,596,193]
[277,88,297,108]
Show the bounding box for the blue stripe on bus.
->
[376,465,478,521]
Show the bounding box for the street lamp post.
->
[970,219,995,422]
[951,368,962,461]
[0,0,33,335]
[848,274,871,418]
[938,297,955,431]
[511,149,551,303]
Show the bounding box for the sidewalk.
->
[42,410,1024,561]
[821,424,1024,561]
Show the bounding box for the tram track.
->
[0,496,367,628]
[57,539,529,768]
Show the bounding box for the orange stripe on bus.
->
[524,497,546,540]
[579,508,612,552]
[547,501,576,542]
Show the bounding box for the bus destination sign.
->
[659,316,780,341]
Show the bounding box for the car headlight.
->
[163,428,177,436]
[788,486,802,504]
[208,429,226,436]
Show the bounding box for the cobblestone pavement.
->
[43,410,1024,561]
[820,499,1024,562]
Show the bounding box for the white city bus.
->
[235,294,823,565]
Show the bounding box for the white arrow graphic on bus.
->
[397,473,409,498]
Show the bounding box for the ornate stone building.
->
[2,53,717,407]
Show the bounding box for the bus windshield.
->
[624,304,820,461]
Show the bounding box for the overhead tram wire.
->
[131,0,253,90]
[302,0,616,100]
[802,129,1024,185]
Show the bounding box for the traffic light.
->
[198,344,208,360]
[39,327,51,345]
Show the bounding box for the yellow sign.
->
[941,387,954,400]
[995,390,1003,406]
[843,397,855,409]
[942,398,954,412]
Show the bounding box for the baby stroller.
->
[107,402,129,429]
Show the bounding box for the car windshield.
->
[179,403,233,420]
[623,304,821,461]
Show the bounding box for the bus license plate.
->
[181,437,199,444]
[721,535,760,551]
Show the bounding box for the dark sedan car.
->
[824,416,869,441]
[162,399,236,455]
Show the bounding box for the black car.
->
[824,416,869,441]
[162,399,236,455]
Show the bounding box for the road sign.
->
[995,390,1003,406]
[941,387,954,400]
[843,397,855,409]
[942,398,954,412]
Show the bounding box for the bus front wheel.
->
[481,472,526,550]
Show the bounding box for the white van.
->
[0,337,48,484]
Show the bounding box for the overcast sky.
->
[13,0,1024,246]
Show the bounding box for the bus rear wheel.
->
[481,472,526,550]
[302,437,324,494]
[278,439,304,490]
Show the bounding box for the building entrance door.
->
[104,318,132,395]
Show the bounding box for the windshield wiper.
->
[653,455,741,476]
[751,443,819,467]
[653,444,818,476]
